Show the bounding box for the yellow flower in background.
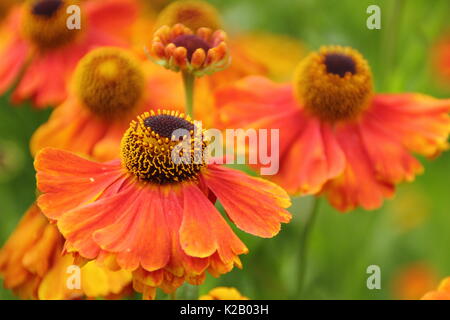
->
[422,277,450,300]
[232,32,305,81]
[0,204,132,300]
[199,287,249,300]
[388,186,430,233]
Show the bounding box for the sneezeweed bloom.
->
[0,0,139,108]
[0,204,132,300]
[199,287,249,300]
[30,46,185,161]
[34,110,291,299]
[216,45,450,212]
[421,277,450,300]
[150,23,229,77]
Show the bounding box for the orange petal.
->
[179,183,248,263]
[202,165,291,238]
[57,182,139,260]
[35,148,124,219]
[323,124,395,212]
[359,108,424,183]
[368,94,450,157]
[93,187,171,272]
[274,117,345,194]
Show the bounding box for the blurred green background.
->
[1,0,449,299]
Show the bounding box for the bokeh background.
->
[1,0,449,299]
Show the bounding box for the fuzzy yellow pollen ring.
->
[294,45,373,123]
[74,47,146,120]
[121,110,208,184]
[22,0,83,49]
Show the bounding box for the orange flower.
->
[421,277,450,300]
[392,263,437,300]
[0,0,139,108]
[199,287,249,300]
[34,110,291,299]
[216,46,450,212]
[30,46,185,161]
[150,23,230,77]
[0,204,132,300]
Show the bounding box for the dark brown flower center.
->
[324,53,356,77]
[144,114,195,138]
[172,34,211,60]
[32,0,63,18]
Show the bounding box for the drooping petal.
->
[273,117,345,194]
[179,183,248,264]
[368,94,450,157]
[93,186,171,272]
[323,124,395,212]
[57,182,140,260]
[359,107,424,183]
[35,148,124,219]
[202,165,291,238]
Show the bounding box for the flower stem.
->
[297,197,320,298]
[182,71,195,117]
[170,291,177,300]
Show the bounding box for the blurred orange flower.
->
[216,45,450,212]
[0,0,139,108]
[421,276,450,300]
[34,110,291,299]
[199,287,249,300]
[433,33,450,86]
[392,263,437,300]
[30,46,184,161]
[0,204,132,300]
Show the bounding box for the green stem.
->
[182,71,195,117]
[297,197,320,299]
[170,291,177,300]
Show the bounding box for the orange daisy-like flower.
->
[0,0,139,108]
[34,110,291,300]
[150,23,230,77]
[216,45,450,212]
[421,277,450,300]
[0,204,132,300]
[199,287,249,300]
[30,46,185,161]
